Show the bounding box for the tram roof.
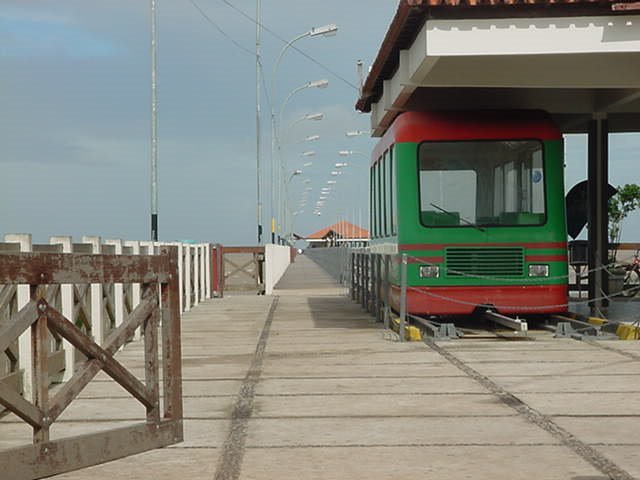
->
[356,0,640,136]
[372,110,562,160]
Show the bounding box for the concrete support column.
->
[587,114,609,315]
[4,234,33,400]
[49,236,75,380]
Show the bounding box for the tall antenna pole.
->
[256,0,263,244]
[150,0,159,241]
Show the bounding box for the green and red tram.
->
[369,111,568,316]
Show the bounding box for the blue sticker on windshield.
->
[532,170,542,183]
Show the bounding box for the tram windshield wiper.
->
[429,203,486,232]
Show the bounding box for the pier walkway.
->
[3,255,640,479]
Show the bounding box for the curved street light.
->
[278,80,328,128]
[345,130,371,137]
[268,24,337,243]
[276,112,323,242]
[338,150,367,157]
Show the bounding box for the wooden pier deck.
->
[3,255,640,479]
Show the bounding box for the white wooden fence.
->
[0,233,213,403]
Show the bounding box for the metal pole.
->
[588,113,609,315]
[399,254,407,342]
[150,0,159,241]
[255,0,263,244]
[350,252,355,300]
[375,254,382,322]
[383,255,390,330]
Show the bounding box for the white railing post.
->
[82,236,105,346]
[4,233,33,400]
[199,244,206,302]
[205,243,212,299]
[49,236,75,381]
[177,243,184,312]
[105,239,125,331]
[193,245,200,307]
[184,244,192,311]
[124,240,142,340]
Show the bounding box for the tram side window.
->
[370,167,375,238]
[493,146,545,225]
[373,160,381,238]
[419,140,545,227]
[371,164,376,238]
[381,152,387,237]
[385,149,393,236]
[391,146,397,234]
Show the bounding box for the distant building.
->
[305,221,370,248]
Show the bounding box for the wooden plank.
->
[47,361,101,423]
[46,305,154,410]
[5,342,18,364]
[47,349,66,378]
[144,302,160,423]
[0,300,38,353]
[0,381,44,428]
[0,420,182,480]
[161,261,183,424]
[0,251,174,285]
[222,246,265,254]
[0,370,22,395]
[47,288,158,422]
[0,284,17,310]
[32,315,50,443]
[102,286,157,355]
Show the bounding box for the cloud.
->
[0,7,120,58]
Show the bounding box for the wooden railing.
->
[0,245,183,479]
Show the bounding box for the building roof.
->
[356,0,640,113]
[307,221,370,240]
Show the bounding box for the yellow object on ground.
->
[588,317,640,340]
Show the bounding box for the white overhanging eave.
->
[370,14,640,136]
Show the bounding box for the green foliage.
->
[608,184,640,245]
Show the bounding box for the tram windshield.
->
[418,140,545,227]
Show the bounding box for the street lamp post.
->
[277,112,323,239]
[150,0,159,241]
[337,151,368,233]
[269,24,337,244]
[283,169,303,244]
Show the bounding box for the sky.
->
[0,1,639,246]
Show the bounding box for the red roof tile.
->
[307,221,370,240]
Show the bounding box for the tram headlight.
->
[528,264,549,277]
[419,265,440,278]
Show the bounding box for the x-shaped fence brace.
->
[0,248,183,480]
